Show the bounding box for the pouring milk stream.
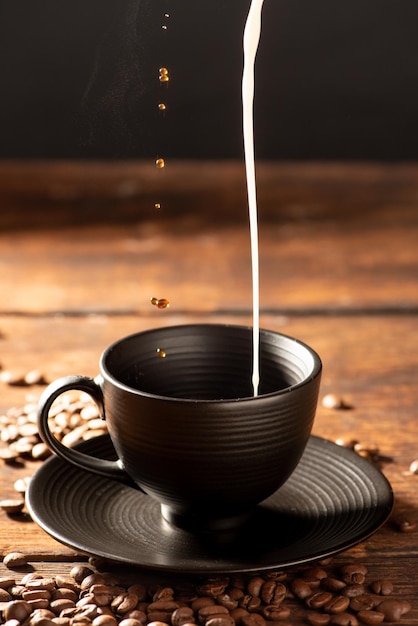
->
[243,0,264,396]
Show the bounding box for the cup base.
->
[160,503,254,533]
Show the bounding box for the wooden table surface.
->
[0,161,417,624]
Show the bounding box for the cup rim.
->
[99,323,322,403]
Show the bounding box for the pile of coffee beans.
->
[0,559,412,625]
[0,391,107,466]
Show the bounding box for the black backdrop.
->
[0,0,417,160]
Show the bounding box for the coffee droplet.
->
[161,24,168,30]
[154,202,161,209]
[158,103,166,111]
[159,67,170,83]
[155,158,165,169]
[156,348,167,358]
[150,297,170,309]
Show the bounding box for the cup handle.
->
[37,375,133,485]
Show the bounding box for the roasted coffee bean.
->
[238,594,261,611]
[303,567,328,581]
[392,514,416,533]
[349,594,380,612]
[171,606,195,626]
[0,448,21,463]
[111,593,139,614]
[323,595,350,614]
[329,614,358,626]
[3,552,28,568]
[0,576,16,589]
[341,584,365,598]
[409,458,418,474]
[9,584,25,597]
[197,603,229,624]
[339,565,367,585]
[70,566,95,584]
[356,610,384,625]
[228,588,245,601]
[322,394,351,409]
[50,598,77,615]
[321,578,346,593]
[126,610,147,624]
[305,591,333,609]
[196,579,229,598]
[79,574,106,591]
[215,594,238,610]
[52,587,78,602]
[306,612,331,625]
[128,584,148,602]
[246,577,264,597]
[0,588,12,601]
[260,581,286,605]
[76,603,100,620]
[0,499,25,515]
[369,579,393,596]
[22,589,51,602]
[376,598,411,622]
[290,578,313,600]
[262,604,290,621]
[229,607,249,624]
[153,588,174,602]
[148,600,180,623]
[25,578,56,591]
[4,600,32,621]
[90,584,115,606]
[190,597,216,611]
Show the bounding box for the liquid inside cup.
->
[104,326,315,400]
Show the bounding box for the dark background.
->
[0,0,417,160]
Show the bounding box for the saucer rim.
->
[26,434,393,574]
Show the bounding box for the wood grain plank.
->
[1,161,418,229]
[0,203,417,314]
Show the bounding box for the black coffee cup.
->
[38,324,322,532]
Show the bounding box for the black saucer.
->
[26,435,393,574]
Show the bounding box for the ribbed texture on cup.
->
[102,324,321,521]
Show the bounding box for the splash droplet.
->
[155,158,165,169]
[150,296,170,309]
[156,348,167,358]
[161,24,168,30]
[158,103,166,111]
[156,298,170,309]
[159,67,170,83]
[154,202,161,209]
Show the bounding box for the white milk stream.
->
[242,0,264,396]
